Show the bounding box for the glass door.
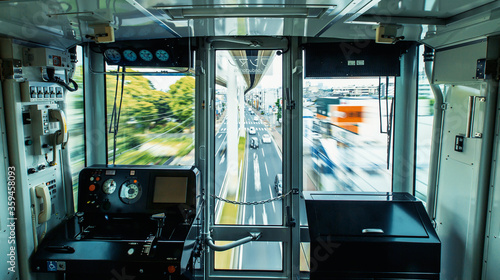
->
[212,49,286,272]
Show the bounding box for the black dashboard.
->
[32,165,201,280]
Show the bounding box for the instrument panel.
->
[33,165,201,279]
[78,165,199,214]
[98,38,191,67]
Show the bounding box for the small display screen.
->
[153,176,188,203]
[105,170,116,176]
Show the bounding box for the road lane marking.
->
[264,162,268,176]
[262,149,265,157]
[268,184,275,212]
[272,137,282,161]
[262,204,268,225]
[238,243,244,269]
[254,154,261,192]
[215,172,229,224]
[215,134,228,156]
[252,205,256,225]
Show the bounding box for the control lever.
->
[151,213,166,238]
[141,213,166,257]
[75,212,84,235]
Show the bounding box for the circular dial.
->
[102,179,117,194]
[155,49,170,62]
[104,49,121,63]
[139,49,153,61]
[119,181,142,204]
[123,49,137,62]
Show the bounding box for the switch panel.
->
[20,81,65,102]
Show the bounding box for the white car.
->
[248,127,256,134]
[254,116,259,121]
[262,134,271,143]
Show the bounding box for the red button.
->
[168,266,176,273]
[89,184,96,192]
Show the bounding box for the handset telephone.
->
[49,109,68,166]
[32,183,52,224]
[49,109,68,145]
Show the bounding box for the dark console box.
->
[304,192,440,280]
[31,165,201,280]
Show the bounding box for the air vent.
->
[155,5,336,19]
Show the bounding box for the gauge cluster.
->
[78,165,199,214]
[98,38,190,67]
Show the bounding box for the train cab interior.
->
[2,0,500,279]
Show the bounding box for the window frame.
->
[198,37,300,279]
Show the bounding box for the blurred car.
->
[262,134,271,143]
[248,127,256,134]
[274,174,282,196]
[250,137,259,149]
[254,116,259,121]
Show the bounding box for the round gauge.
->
[104,49,121,64]
[139,49,153,61]
[102,179,117,194]
[155,49,170,62]
[119,181,142,204]
[123,49,137,62]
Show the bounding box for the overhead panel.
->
[304,41,414,77]
[98,38,191,68]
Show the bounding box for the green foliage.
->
[124,135,143,150]
[150,122,184,133]
[238,136,246,167]
[429,98,435,115]
[275,98,282,122]
[106,72,194,133]
[105,71,195,165]
[69,65,84,111]
[165,76,195,123]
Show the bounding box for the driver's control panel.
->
[78,165,197,214]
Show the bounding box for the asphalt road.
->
[214,105,284,270]
[238,107,283,270]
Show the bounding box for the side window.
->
[300,74,398,273]
[105,67,195,165]
[302,77,395,193]
[68,45,85,208]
